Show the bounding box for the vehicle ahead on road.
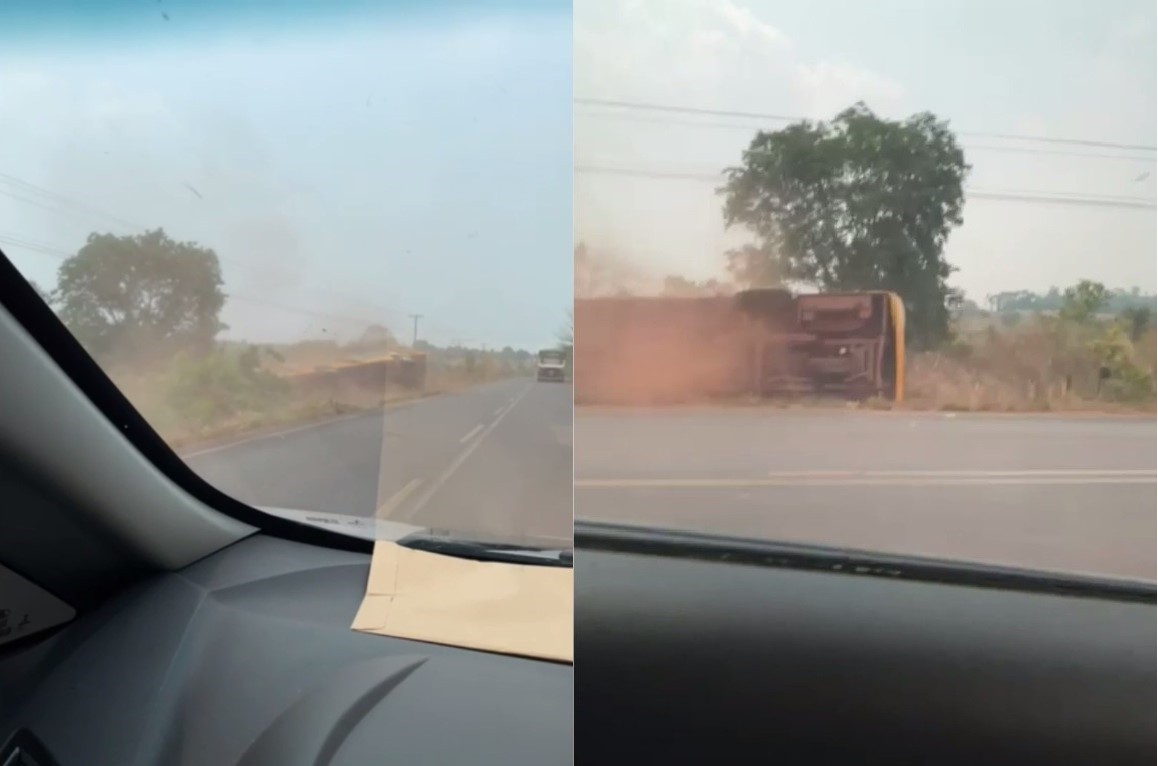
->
[537,348,568,382]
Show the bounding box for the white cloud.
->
[574,0,907,118]
[716,0,790,47]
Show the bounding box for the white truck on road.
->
[536,349,567,382]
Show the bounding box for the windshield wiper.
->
[397,535,573,568]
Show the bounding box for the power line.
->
[0,171,322,286]
[962,144,1157,163]
[0,188,102,223]
[576,110,1158,164]
[227,293,382,327]
[0,234,72,259]
[0,172,144,231]
[574,164,1158,210]
[574,97,1158,152]
[0,236,362,322]
[0,170,456,335]
[0,234,433,333]
[0,170,492,343]
[966,186,1155,203]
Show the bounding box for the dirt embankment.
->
[109,342,530,452]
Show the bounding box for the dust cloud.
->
[573,239,761,405]
[573,241,657,298]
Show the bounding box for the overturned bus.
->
[573,289,905,404]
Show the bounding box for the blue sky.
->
[575,0,1156,300]
[0,0,572,350]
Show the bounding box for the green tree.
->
[720,103,970,349]
[165,344,288,427]
[1120,306,1153,341]
[1090,323,1155,402]
[54,229,226,361]
[1059,279,1109,323]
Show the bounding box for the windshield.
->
[540,351,566,364]
[574,0,1156,582]
[2,0,573,551]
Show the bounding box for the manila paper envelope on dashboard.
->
[351,541,573,663]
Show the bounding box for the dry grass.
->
[110,369,390,450]
[108,349,529,452]
[905,354,1077,412]
[901,318,1155,413]
[573,315,1156,415]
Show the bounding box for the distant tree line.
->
[987,286,1156,315]
[414,340,534,361]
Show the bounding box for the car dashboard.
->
[574,523,1155,765]
[0,535,572,766]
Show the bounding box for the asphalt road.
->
[575,408,1156,581]
[187,378,573,546]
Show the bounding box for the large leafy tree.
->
[720,103,969,348]
[1059,279,1109,324]
[54,229,226,361]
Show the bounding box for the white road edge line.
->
[575,474,1156,489]
[400,382,534,522]
[375,478,425,519]
[459,424,484,444]
[764,469,1157,478]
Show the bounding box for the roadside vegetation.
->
[35,229,534,450]
[905,283,1155,412]
[577,101,1155,415]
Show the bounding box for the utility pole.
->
[409,314,423,347]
